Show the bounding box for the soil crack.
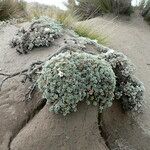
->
[8,98,46,150]
[98,113,111,150]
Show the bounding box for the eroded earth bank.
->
[0,14,150,150]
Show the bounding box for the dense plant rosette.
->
[63,36,145,112]
[38,51,116,115]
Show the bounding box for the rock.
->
[0,23,108,150]
[10,103,108,150]
[100,101,150,150]
[1,15,150,150]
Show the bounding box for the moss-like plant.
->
[59,37,145,112]
[120,76,144,111]
[10,16,63,54]
[102,49,145,111]
[7,17,144,115]
[66,36,145,112]
[38,50,116,115]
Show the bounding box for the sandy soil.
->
[84,12,150,149]
[0,12,150,150]
[0,24,108,150]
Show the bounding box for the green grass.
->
[53,11,80,28]
[74,23,108,45]
[93,0,113,13]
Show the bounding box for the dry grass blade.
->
[0,0,26,21]
[0,45,74,100]
[74,23,108,45]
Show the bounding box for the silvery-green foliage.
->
[103,51,135,78]
[73,35,145,112]
[55,33,145,112]
[64,32,113,54]
[64,35,145,112]
[102,50,144,111]
[37,50,116,115]
[10,16,63,54]
[120,76,145,111]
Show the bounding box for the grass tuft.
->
[74,23,108,45]
[0,0,26,21]
[68,0,133,20]
[141,0,150,23]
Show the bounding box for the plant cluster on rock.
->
[69,36,145,112]
[10,17,63,54]
[37,50,116,115]
[37,44,144,115]
[36,30,144,115]
[71,36,145,112]
[6,17,145,115]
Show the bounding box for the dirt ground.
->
[85,12,150,149]
[0,24,108,150]
[0,12,150,150]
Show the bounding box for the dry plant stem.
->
[0,45,79,100]
[24,82,37,102]
[0,69,28,90]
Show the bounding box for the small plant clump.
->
[66,36,145,112]
[55,36,145,112]
[10,16,63,54]
[120,76,145,111]
[38,50,116,115]
[102,50,145,111]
